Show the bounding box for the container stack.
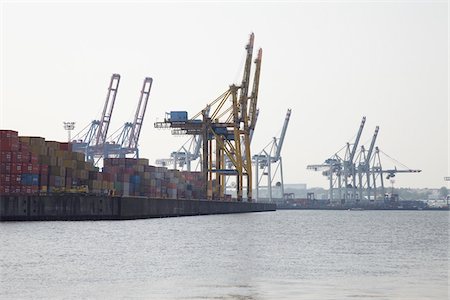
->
[179,171,204,199]
[0,130,40,194]
[18,136,99,194]
[102,158,205,199]
[1,129,206,200]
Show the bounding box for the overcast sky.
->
[1,1,448,189]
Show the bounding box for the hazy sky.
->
[1,1,448,189]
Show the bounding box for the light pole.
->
[63,122,75,142]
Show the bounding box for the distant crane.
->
[155,134,202,171]
[108,77,153,158]
[356,126,379,201]
[307,117,421,205]
[72,74,121,163]
[253,109,291,202]
[156,105,211,171]
[343,116,366,202]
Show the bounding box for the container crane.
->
[155,135,202,171]
[368,146,421,201]
[308,117,421,206]
[356,126,379,201]
[343,116,366,202]
[110,77,153,158]
[307,157,343,203]
[156,106,211,171]
[253,109,291,202]
[72,74,121,163]
[154,33,262,201]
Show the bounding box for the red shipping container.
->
[20,163,39,174]
[22,152,30,163]
[0,137,19,151]
[0,151,12,162]
[0,185,11,194]
[102,173,111,181]
[0,162,12,174]
[59,142,72,151]
[0,130,18,139]
[10,174,21,185]
[0,174,11,184]
[19,142,29,152]
[9,186,21,194]
[40,164,49,174]
[10,163,22,174]
[21,186,32,194]
[11,151,23,163]
[30,154,38,164]
[22,163,33,173]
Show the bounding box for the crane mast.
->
[274,109,292,161]
[249,48,262,131]
[239,33,254,123]
[350,116,366,164]
[95,74,120,149]
[363,126,380,201]
[366,126,379,165]
[344,116,366,201]
[127,77,153,153]
[249,109,259,143]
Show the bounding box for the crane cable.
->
[379,149,412,170]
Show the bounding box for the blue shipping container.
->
[130,175,141,185]
[170,111,188,122]
[21,174,31,185]
[31,175,39,186]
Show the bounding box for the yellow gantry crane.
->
[155,33,262,201]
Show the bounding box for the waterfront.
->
[1,210,448,299]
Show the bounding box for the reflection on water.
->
[1,210,448,299]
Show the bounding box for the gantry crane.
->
[369,146,421,201]
[155,134,202,171]
[156,106,211,171]
[307,157,343,203]
[308,117,421,205]
[155,33,262,201]
[253,109,291,202]
[343,116,366,202]
[108,77,153,158]
[72,74,121,163]
[356,126,379,201]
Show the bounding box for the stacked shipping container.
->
[0,130,40,194]
[102,158,205,199]
[0,130,206,200]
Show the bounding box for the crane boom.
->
[249,48,262,131]
[249,109,259,143]
[128,77,153,149]
[274,109,292,160]
[95,74,121,147]
[349,116,366,163]
[365,126,379,164]
[239,33,255,122]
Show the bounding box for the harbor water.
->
[1,210,448,299]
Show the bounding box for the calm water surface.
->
[1,210,448,299]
